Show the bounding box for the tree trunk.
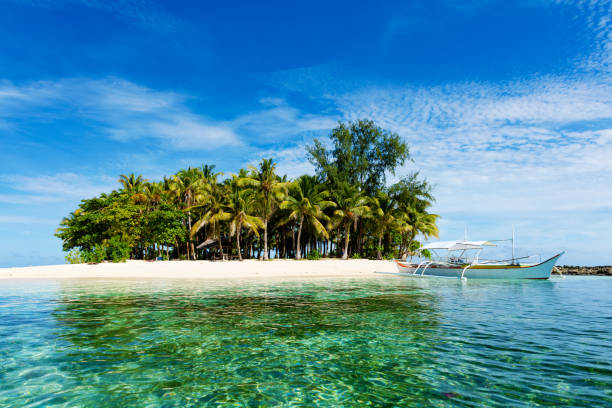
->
[187,210,193,260]
[263,218,269,260]
[296,216,304,260]
[356,220,363,254]
[291,226,295,256]
[377,234,383,260]
[217,227,224,260]
[407,231,416,261]
[236,224,242,261]
[342,222,350,260]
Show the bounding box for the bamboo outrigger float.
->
[391,240,564,280]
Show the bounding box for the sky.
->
[0,0,611,267]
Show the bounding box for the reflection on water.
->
[0,277,611,407]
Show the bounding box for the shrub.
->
[107,236,131,263]
[83,244,106,264]
[306,249,322,260]
[350,252,361,259]
[65,249,84,264]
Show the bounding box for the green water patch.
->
[0,277,610,407]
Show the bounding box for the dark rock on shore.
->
[555,266,612,276]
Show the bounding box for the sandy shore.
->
[0,259,397,280]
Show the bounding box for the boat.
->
[392,240,564,280]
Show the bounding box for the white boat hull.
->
[394,253,564,280]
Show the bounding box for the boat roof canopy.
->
[421,240,496,251]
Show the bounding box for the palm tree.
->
[239,159,288,260]
[226,185,263,260]
[170,167,206,259]
[279,175,335,260]
[396,209,439,260]
[390,173,439,260]
[118,173,148,203]
[332,183,370,259]
[190,172,229,259]
[201,164,222,182]
[143,181,165,209]
[370,191,398,260]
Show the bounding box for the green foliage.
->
[65,249,84,264]
[55,191,145,253]
[306,249,322,260]
[83,244,106,264]
[308,119,410,194]
[145,205,185,247]
[106,236,131,263]
[55,119,438,263]
[350,252,362,259]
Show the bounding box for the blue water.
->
[0,276,610,407]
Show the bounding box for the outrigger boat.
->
[393,240,564,280]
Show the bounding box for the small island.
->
[53,120,439,270]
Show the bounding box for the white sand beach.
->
[0,259,397,280]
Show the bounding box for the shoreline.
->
[0,259,396,280]
[0,260,609,280]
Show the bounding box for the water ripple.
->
[0,276,610,407]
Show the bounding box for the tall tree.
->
[332,183,370,259]
[279,175,335,260]
[118,173,148,203]
[190,173,229,258]
[226,185,263,260]
[370,191,398,260]
[239,159,288,260]
[390,173,439,259]
[170,168,206,259]
[307,119,410,194]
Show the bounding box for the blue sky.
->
[0,0,611,267]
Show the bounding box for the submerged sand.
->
[0,259,397,280]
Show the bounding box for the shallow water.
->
[0,276,610,407]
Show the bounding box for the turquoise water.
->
[0,276,610,407]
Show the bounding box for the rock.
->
[555,266,612,276]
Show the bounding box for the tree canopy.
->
[56,120,437,263]
[307,119,410,194]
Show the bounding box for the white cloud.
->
[0,77,241,149]
[257,0,612,264]
[0,194,62,204]
[326,75,612,264]
[0,77,340,149]
[249,143,316,179]
[232,99,338,144]
[0,215,59,225]
[0,173,117,203]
